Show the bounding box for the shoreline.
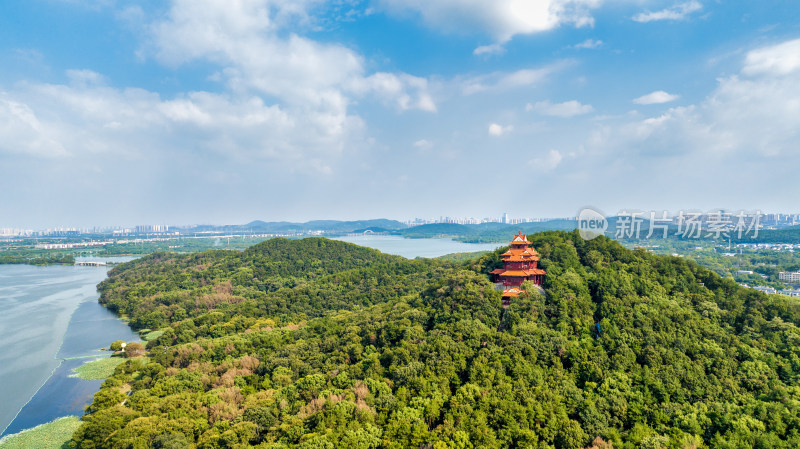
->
[0,264,138,438]
[1,288,88,435]
[0,360,63,437]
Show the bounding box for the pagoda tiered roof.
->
[501,247,540,263]
[501,248,539,256]
[502,234,539,254]
[503,254,539,262]
[509,233,531,245]
[499,268,546,277]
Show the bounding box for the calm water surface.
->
[0,259,138,437]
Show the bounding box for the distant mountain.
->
[304,219,408,232]
[187,219,409,234]
[398,223,474,238]
[351,227,397,234]
[473,222,513,231]
[244,220,293,228]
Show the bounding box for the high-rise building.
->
[779,272,800,283]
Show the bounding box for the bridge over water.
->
[74,261,107,267]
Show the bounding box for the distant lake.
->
[0,260,138,437]
[333,235,501,258]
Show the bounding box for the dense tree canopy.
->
[72,233,800,448]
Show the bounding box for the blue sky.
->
[1,0,799,228]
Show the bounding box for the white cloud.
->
[632,1,702,23]
[66,69,108,87]
[530,149,563,171]
[24,0,440,176]
[573,38,602,49]
[0,94,68,157]
[146,0,436,130]
[488,123,513,136]
[461,62,566,95]
[554,38,800,212]
[0,75,364,173]
[587,38,800,167]
[378,0,602,43]
[473,43,506,56]
[527,99,594,117]
[413,139,433,149]
[354,72,437,112]
[742,38,800,76]
[633,90,680,104]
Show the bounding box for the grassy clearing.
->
[142,330,164,341]
[69,357,126,380]
[0,416,80,449]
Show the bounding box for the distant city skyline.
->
[2,210,798,237]
[1,2,800,228]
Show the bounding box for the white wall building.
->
[779,272,800,283]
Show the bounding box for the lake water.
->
[0,261,138,437]
[333,235,501,258]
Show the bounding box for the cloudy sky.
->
[1,1,799,228]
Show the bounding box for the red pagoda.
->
[490,232,546,303]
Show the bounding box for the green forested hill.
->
[97,238,441,332]
[73,233,800,449]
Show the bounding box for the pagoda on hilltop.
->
[490,232,546,304]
